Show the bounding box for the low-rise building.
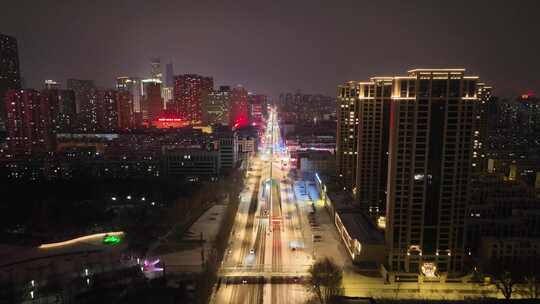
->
[162,147,220,177]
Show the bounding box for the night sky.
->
[2,0,539,99]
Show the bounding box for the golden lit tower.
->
[386,69,480,275]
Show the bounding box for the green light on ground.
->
[103,235,122,245]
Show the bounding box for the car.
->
[250,249,255,254]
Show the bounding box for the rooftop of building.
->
[337,210,384,245]
[299,150,334,160]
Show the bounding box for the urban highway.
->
[213,108,311,303]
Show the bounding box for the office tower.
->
[248,93,266,127]
[44,79,60,90]
[173,74,213,125]
[354,78,391,215]
[43,88,76,133]
[205,86,231,125]
[142,79,163,123]
[150,58,162,82]
[4,90,52,155]
[472,83,492,173]
[117,76,142,113]
[229,85,249,128]
[161,63,174,107]
[96,89,118,132]
[386,69,480,275]
[116,90,134,129]
[165,62,174,87]
[161,86,173,109]
[336,81,360,190]
[0,34,22,121]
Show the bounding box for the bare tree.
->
[481,258,525,300]
[524,276,540,299]
[305,257,343,304]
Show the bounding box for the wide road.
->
[214,108,312,304]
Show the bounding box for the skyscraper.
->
[142,79,163,123]
[0,34,22,121]
[162,63,174,108]
[204,86,231,125]
[161,86,173,109]
[173,74,213,125]
[229,85,249,128]
[116,90,134,129]
[43,87,76,133]
[4,90,52,155]
[472,83,492,173]
[150,58,162,82]
[96,89,118,132]
[44,79,60,90]
[336,81,360,190]
[67,79,95,131]
[385,69,480,275]
[165,62,174,87]
[116,76,142,113]
[248,93,267,128]
[354,78,391,216]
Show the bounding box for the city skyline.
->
[1,0,539,99]
[2,1,540,302]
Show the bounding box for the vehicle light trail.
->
[38,232,124,249]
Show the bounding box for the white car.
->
[250,249,255,254]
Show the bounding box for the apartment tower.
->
[386,69,479,275]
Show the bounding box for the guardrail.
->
[218,265,310,277]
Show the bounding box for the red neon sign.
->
[158,118,182,122]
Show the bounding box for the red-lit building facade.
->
[4,89,52,155]
[248,93,266,128]
[173,74,213,125]
[230,86,249,128]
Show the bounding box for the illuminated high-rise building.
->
[354,78,391,216]
[141,79,163,123]
[43,88,76,133]
[0,34,22,122]
[67,79,96,131]
[161,86,173,109]
[385,69,481,275]
[229,85,249,128]
[336,81,360,190]
[173,74,213,125]
[150,58,162,82]
[248,93,266,128]
[67,79,94,113]
[116,90,134,129]
[204,86,231,125]
[161,63,174,109]
[472,83,492,173]
[44,79,60,90]
[116,76,142,113]
[4,90,52,155]
[96,89,119,132]
[165,62,174,87]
